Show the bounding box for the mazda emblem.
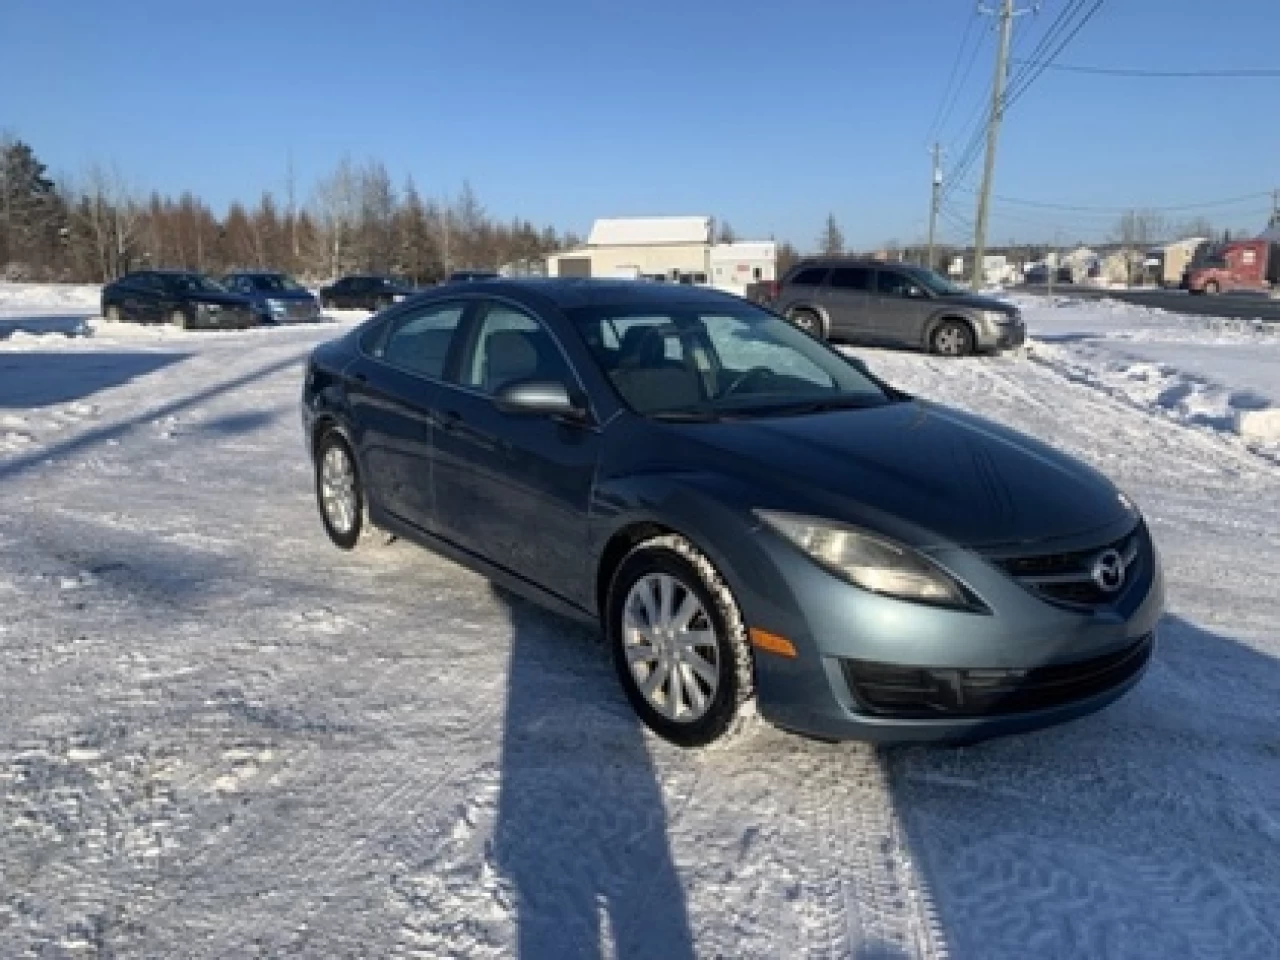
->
[1091,548,1125,593]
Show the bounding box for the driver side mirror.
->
[494,380,590,422]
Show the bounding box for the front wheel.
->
[315,432,366,550]
[606,535,754,747]
[931,319,975,357]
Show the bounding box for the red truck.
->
[1184,238,1280,295]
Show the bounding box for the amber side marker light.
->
[749,628,797,658]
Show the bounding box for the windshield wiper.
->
[738,396,888,417]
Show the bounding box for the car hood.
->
[675,400,1127,549]
[935,292,1018,314]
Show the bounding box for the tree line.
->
[0,135,581,284]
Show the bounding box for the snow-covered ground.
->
[1,284,1278,958]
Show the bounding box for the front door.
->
[822,265,874,340]
[871,269,932,346]
[347,299,469,529]
[431,297,599,607]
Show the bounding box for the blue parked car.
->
[222,271,321,324]
[301,280,1162,747]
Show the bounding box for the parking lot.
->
[1,294,1279,958]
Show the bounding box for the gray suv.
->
[772,258,1025,356]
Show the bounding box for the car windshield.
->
[170,273,225,293]
[901,266,967,296]
[250,274,304,292]
[569,302,895,419]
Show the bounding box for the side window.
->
[877,271,917,297]
[377,301,467,378]
[788,267,829,287]
[461,302,572,395]
[829,267,872,291]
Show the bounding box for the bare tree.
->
[1176,216,1215,240]
[1114,209,1168,283]
[716,220,737,244]
[310,157,359,279]
[70,163,143,280]
[818,214,844,255]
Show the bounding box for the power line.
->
[926,9,983,142]
[950,188,1275,213]
[1002,0,1104,112]
[1009,61,1280,78]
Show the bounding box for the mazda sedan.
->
[302,280,1162,746]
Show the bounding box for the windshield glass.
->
[568,303,894,418]
[169,274,225,294]
[251,274,304,292]
[901,266,967,296]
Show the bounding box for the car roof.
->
[443,278,747,310]
[225,270,284,277]
[789,257,904,270]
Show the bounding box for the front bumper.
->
[722,517,1163,743]
[976,319,1026,351]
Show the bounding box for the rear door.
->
[430,297,599,606]
[823,266,874,340]
[871,268,931,346]
[344,299,470,530]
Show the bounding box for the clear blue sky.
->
[3,0,1278,248]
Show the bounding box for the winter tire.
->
[931,319,974,357]
[606,534,755,747]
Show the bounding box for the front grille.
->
[842,633,1153,719]
[993,523,1145,610]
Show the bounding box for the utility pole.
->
[1270,188,1280,228]
[926,142,943,271]
[971,0,1022,290]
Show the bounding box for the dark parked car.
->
[101,270,255,329]
[772,258,1025,356]
[446,270,501,283]
[303,280,1162,747]
[318,275,417,311]
[222,271,320,324]
[1023,264,1073,286]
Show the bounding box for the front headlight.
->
[757,510,972,608]
[267,299,286,313]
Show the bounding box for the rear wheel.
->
[787,307,824,339]
[606,535,755,747]
[931,319,974,357]
[170,309,189,330]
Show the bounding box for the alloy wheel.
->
[320,444,358,535]
[621,572,721,723]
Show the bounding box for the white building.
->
[545,216,775,295]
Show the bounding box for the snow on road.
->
[0,285,1278,958]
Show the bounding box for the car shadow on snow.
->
[490,586,696,960]
[880,614,1280,960]
[0,351,190,408]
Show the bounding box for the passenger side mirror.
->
[494,380,589,422]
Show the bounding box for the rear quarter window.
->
[788,267,829,287]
